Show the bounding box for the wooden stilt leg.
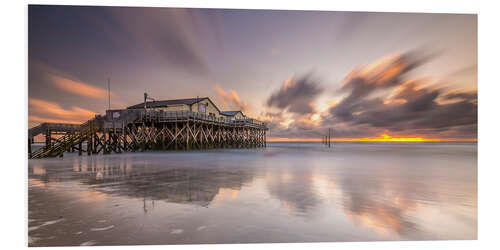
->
[28,138,32,158]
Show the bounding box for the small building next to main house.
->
[126,97,248,121]
[220,111,246,120]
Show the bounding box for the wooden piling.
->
[186,121,190,150]
[87,122,92,156]
[103,130,108,154]
[45,129,51,149]
[28,138,32,158]
[328,128,331,148]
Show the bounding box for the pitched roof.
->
[221,110,243,116]
[127,97,209,109]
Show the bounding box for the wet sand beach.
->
[28,142,477,246]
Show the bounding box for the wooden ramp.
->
[29,120,98,158]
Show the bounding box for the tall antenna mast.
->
[107,78,111,110]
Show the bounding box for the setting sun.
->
[346,133,439,142]
[267,133,476,142]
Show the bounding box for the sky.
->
[28,5,477,140]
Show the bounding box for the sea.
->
[28,142,477,246]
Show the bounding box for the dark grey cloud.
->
[337,50,435,107]
[266,74,323,115]
[442,90,477,102]
[263,50,476,139]
[328,50,477,138]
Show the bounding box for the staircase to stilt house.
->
[29,119,96,159]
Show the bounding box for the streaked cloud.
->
[262,50,476,140]
[28,115,82,125]
[49,74,114,99]
[215,85,250,111]
[107,7,212,74]
[328,50,477,137]
[266,75,323,115]
[28,6,477,139]
[29,98,96,124]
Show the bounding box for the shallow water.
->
[28,142,477,246]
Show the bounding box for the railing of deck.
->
[28,122,82,138]
[135,110,266,127]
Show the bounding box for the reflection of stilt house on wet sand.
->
[30,161,254,208]
[29,95,268,158]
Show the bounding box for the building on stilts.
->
[28,95,267,158]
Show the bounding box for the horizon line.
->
[267,136,477,143]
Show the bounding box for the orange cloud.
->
[344,53,407,87]
[215,85,250,111]
[49,74,115,99]
[29,115,82,124]
[29,98,96,126]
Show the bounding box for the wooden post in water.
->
[151,120,155,151]
[328,128,331,148]
[264,130,267,147]
[103,130,108,154]
[122,122,127,152]
[87,121,92,156]
[93,130,98,154]
[87,134,92,156]
[28,137,32,158]
[71,134,75,152]
[140,125,145,152]
[186,120,190,150]
[67,133,72,153]
[45,129,51,149]
[174,122,178,150]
